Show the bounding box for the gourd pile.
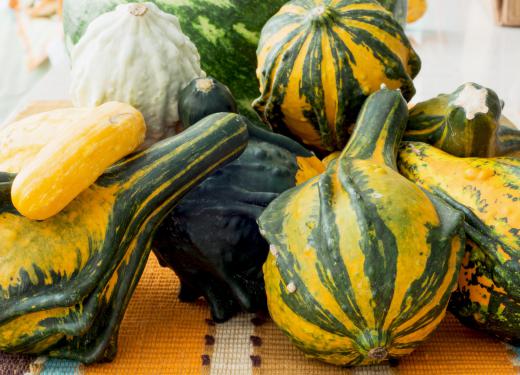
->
[0,0,517,367]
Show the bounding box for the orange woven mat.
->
[84,255,518,375]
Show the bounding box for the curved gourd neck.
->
[340,89,409,170]
[100,113,249,223]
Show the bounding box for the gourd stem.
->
[341,88,408,169]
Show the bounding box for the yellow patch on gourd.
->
[295,156,325,185]
[280,181,361,332]
[263,252,359,365]
[280,33,323,147]
[335,20,407,95]
[393,235,461,342]
[0,305,73,349]
[407,0,428,23]
[400,145,520,251]
[0,185,116,295]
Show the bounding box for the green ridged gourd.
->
[0,113,248,363]
[258,88,465,366]
[404,83,504,157]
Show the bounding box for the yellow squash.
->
[0,107,89,173]
[10,102,146,220]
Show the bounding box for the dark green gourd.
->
[152,121,324,322]
[0,113,248,363]
[178,77,238,130]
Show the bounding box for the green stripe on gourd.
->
[0,113,249,363]
[258,88,465,366]
[398,141,520,343]
[450,240,520,345]
[253,0,421,152]
[404,83,503,157]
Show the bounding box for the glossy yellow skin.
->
[399,142,520,254]
[11,102,146,220]
[0,107,90,173]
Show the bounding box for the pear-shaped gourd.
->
[404,83,503,157]
[398,141,520,343]
[0,113,248,363]
[153,122,324,322]
[258,88,465,366]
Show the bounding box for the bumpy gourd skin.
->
[254,0,421,152]
[153,122,324,322]
[0,113,249,363]
[258,89,465,366]
[450,241,520,344]
[404,83,503,157]
[398,142,520,343]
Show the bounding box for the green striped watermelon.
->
[62,0,287,116]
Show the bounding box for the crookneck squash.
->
[70,2,204,146]
[398,142,520,343]
[178,77,238,130]
[10,102,146,220]
[404,83,503,157]
[153,121,324,322]
[254,0,421,152]
[258,88,465,366]
[0,113,248,363]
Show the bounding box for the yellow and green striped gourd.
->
[254,0,421,152]
[258,88,465,366]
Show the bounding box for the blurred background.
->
[0,0,519,125]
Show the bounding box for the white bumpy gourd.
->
[70,2,205,146]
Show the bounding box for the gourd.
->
[0,113,248,363]
[497,116,520,157]
[398,142,520,343]
[450,240,520,344]
[404,83,503,157]
[0,107,92,173]
[407,0,427,23]
[377,0,408,25]
[153,121,324,322]
[70,2,204,147]
[10,102,146,220]
[253,0,421,152]
[258,88,465,366]
[178,77,238,130]
[63,0,287,118]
